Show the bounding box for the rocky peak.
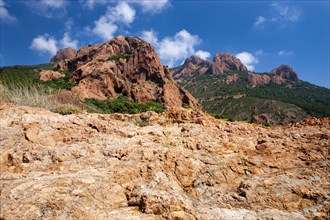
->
[213,53,248,72]
[271,64,299,81]
[173,52,248,80]
[55,36,199,108]
[51,48,77,63]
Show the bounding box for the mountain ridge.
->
[173,54,329,125]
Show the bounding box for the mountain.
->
[174,55,330,125]
[172,53,247,80]
[54,36,198,108]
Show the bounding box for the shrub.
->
[53,104,84,115]
[85,96,165,114]
[107,54,131,62]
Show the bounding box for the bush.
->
[53,104,84,115]
[107,54,131,62]
[85,96,165,114]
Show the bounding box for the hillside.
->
[174,56,330,125]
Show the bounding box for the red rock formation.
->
[247,65,299,87]
[212,52,248,73]
[247,73,271,87]
[39,70,64,81]
[271,64,299,81]
[55,36,199,108]
[173,52,248,80]
[51,48,77,63]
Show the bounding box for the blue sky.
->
[1,0,329,88]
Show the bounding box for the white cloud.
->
[271,2,301,22]
[254,16,266,27]
[194,50,211,60]
[30,32,79,55]
[111,1,135,24]
[235,51,259,71]
[27,0,67,18]
[81,0,107,9]
[39,0,67,8]
[30,34,58,55]
[91,16,118,40]
[278,50,293,56]
[158,29,201,67]
[140,29,210,67]
[89,2,135,40]
[140,30,159,45]
[0,0,16,22]
[136,0,170,13]
[60,33,78,49]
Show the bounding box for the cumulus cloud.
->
[30,34,58,55]
[91,16,118,40]
[111,1,136,24]
[89,2,135,40]
[140,30,159,45]
[278,50,293,56]
[158,29,201,67]
[194,50,211,60]
[140,29,209,67]
[136,0,170,13]
[0,0,16,22]
[30,32,79,55]
[254,16,266,27]
[235,51,259,71]
[60,33,79,49]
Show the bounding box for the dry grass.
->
[0,81,84,115]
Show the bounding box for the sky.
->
[0,0,329,88]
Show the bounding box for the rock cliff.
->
[54,36,198,108]
[1,102,329,219]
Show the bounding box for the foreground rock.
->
[55,36,198,108]
[0,104,329,219]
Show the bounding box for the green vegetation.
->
[180,71,330,124]
[0,64,76,91]
[107,53,131,62]
[85,96,165,114]
[0,64,81,114]
[42,71,76,90]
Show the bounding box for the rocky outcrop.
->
[212,52,248,72]
[0,104,329,219]
[247,73,271,87]
[173,52,248,80]
[39,70,64,81]
[55,36,198,108]
[51,48,77,63]
[247,65,299,87]
[271,64,299,81]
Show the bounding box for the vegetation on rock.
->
[85,96,165,114]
